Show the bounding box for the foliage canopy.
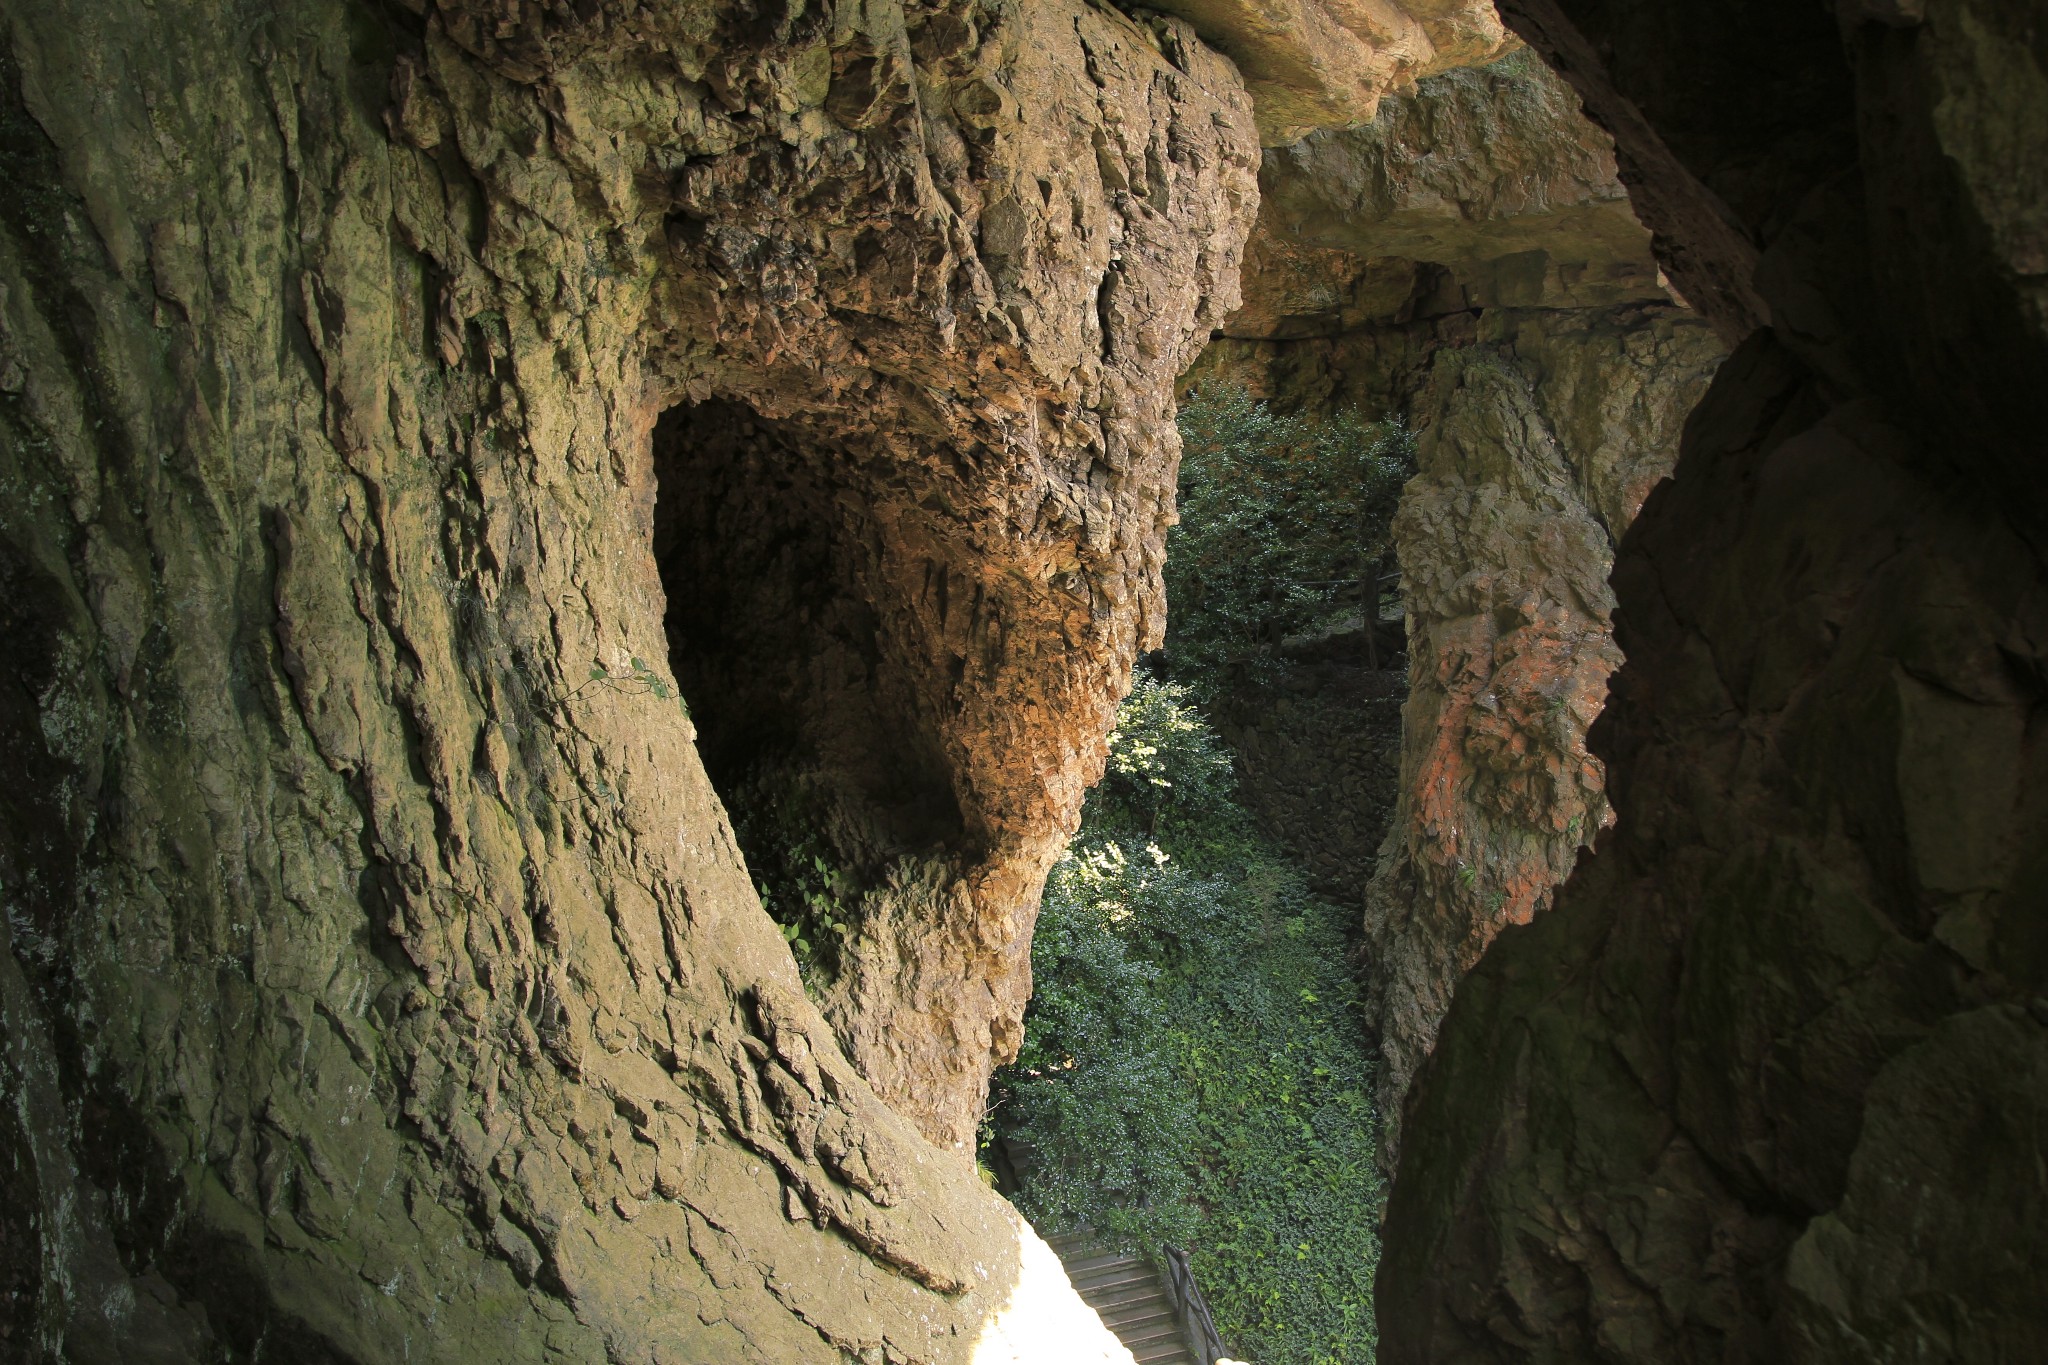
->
[1165,385,1414,700]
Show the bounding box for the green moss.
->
[1476,45,1543,84]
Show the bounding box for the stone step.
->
[1132,1340,1196,1365]
[1056,1260,1138,1285]
[1105,1305,1177,1336]
[1044,1234,1201,1365]
[1101,1305,1175,1332]
[1080,1277,1159,1305]
[1073,1262,1154,1291]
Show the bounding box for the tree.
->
[1165,385,1414,698]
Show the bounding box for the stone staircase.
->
[1046,1235,1198,1365]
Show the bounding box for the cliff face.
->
[1364,307,1719,1156]
[0,0,1256,1357]
[1381,1,2048,1360]
[1189,54,1723,1154]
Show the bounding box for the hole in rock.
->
[650,400,966,981]
[987,381,1414,1365]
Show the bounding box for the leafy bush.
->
[1094,674,1236,831]
[997,692,1384,1364]
[1004,840,1201,1250]
[722,767,864,983]
[1166,385,1414,699]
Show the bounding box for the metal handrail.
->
[1159,1245,1231,1365]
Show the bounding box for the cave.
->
[1,0,2041,1362]
[650,398,970,983]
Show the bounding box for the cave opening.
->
[984,379,1415,1365]
[649,398,967,982]
[991,43,1729,1363]
[9,0,2039,1358]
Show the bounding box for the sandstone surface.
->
[1380,1,2048,1359]
[1147,0,1517,144]
[0,0,1258,1356]
[624,0,1261,1155]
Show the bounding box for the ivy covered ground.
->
[988,388,1413,1364]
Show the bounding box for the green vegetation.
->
[1096,675,1235,831]
[1164,385,1413,700]
[573,656,687,707]
[998,679,1383,1362]
[724,767,866,983]
[994,386,1413,1364]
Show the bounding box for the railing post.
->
[1159,1246,1230,1365]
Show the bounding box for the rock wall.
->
[1364,308,1720,1159]
[1247,53,1666,320]
[616,1,1261,1153]
[0,0,1258,1357]
[1187,51,1724,1153]
[1381,0,2048,1359]
[1147,0,1517,144]
[1192,49,1674,412]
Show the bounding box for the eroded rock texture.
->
[1381,1,2048,1360]
[1146,0,1516,144]
[1190,54,1699,410]
[0,0,1255,1357]
[1242,54,1666,331]
[1187,53,1723,1154]
[623,1,1259,1153]
[1364,309,1719,1157]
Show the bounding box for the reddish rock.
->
[1364,312,1719,1158]
[1380,1,2048,1358]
